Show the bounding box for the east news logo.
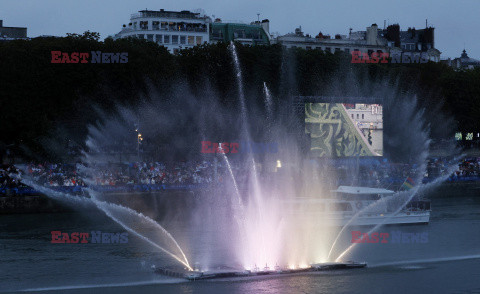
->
[351,231,428,244]
[51,51,128,63]
[51,231,128,243]
[351,50,429,64]
[201,141,278,154]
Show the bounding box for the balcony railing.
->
[133,26,207,32]
[131,11,204,20]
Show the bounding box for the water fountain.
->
[14,43,459,281]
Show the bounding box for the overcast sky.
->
[1,0,479,59]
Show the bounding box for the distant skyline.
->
[1,0,479,59]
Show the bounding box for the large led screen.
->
[305,103,383,157]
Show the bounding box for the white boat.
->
[284,186,430,226]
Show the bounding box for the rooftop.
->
[458,49,480,65]
[0,19,27,29]
[131,9,208,20]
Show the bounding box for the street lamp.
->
[137,131,143,160]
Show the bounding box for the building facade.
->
[442,49,480,70]
[210,19,271,46]
[276,23,441,62]
[344,104,383,156]
[0,20,27,40]
[389,25,441,62]
[113,9,211,54]
[276,26,386,55]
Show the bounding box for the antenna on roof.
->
[426,19,428,28]
[384,20,386,30]
[257,13,260,22]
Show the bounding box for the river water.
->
[1,192,480,293]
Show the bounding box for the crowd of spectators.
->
[0,165,22,189]
[26,163,86,187]
[333,157,480,188]
[1,157,479,194]
[455,158,480,177]
[89,161,216,186]
[20,161,227,187]
[327,161,422,189]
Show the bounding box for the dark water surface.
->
[1,193,480,294]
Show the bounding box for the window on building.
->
[180,36,186,44]
[164,35,170,44]
[326,47,331,53]
[233,29,246,39]
[188,36,195,45]
[362,114,364,119]
[155,34,163,43]
[133,22,137,29]
[351,114,354,119]
[172,35,179,44]
[306,46,312,50]
[212,29,223,39]
[140,21,148,30]
[335,48,341,52]
[357,114,359,119]
[137,34,144,39]
[345,48,350,53]
[196,36,202,45]
[147,34,154,42]
[152,21,160,30]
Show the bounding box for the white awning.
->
[331,186,394,195]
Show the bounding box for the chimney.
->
[366,23,378,45]
[294,26,304,36]
[261,19,270,35]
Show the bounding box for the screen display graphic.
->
[305,103,383,157]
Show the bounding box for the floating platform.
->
[154,261,367,281]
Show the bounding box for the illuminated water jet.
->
[17,173,193,271]
[334,162,460,262]
[16,41,460,277]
